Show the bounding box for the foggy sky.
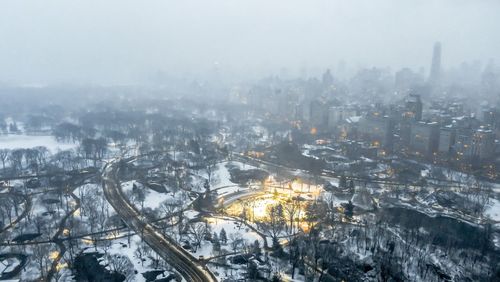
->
[1,0,499,85]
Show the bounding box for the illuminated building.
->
[409,121,439,157]
[472,128,496,161]
[358,115,395,153]
[451,127,495,164]
[404,94,423,121]
[438,126,456,155]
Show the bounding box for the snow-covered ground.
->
[189,216,265,280]
[209,216,263,248]
[0,134,76,153]
[122,181,187,211]
[485,198,500,221]
[143,190,173,210]
[83,234,175,282]
[211,161,258,189]
[207,161,264,197]
[0,257,21,274]
[212,163,234,189]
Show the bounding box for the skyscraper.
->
[428,42,442,90]
[404,94,423,121]
[322,69,334,89]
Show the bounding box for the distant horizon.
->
[0,55,496,88]
[1,0,499,85]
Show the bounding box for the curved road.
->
[102,159,217,282]
[0,192,32,234]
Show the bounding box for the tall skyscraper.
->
[404,94,423,121]
[322,69,334,87]
[428,42,442,89]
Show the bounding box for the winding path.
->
[0,192,32,234]
[102,159,217,282]
[46,174,91,281]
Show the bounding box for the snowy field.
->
[96,234,174,282]
[210,161,263,197]
[0,134,76,152]
[121,180,188,211]
[485,198,500,222]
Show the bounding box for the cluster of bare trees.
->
[238,197,342,280]
[51,150,81,171]
[460,178,493,215]
[185,221,211,252]
[285,206,498,281]
[31,243,51,278]
[0,142,106,176]
[253,198,329,249]
[0,193,24,227]
[0,116,6,133]
[256,204,285,252]
[158,200,182,232]
[0,121,19,134]
[78,184,110,248]
[105,253,134,279]
[0,147,49,173]
[79,138,108,166]
[53,122,94,143]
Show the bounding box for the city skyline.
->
[0,2,499,281]
[1,0,500,84]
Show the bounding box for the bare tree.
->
[283,198,300,235]
[34,146,49,167]
[0,149,9,171]
[134,242,151,267]
[25,148,39,171]
[187,222,207,251]
[160,200,179,227]
[229,233,244,252]
[257,203,285,245]
[106,253,134,279]
[203,149,218,185]
[9,149,24,172]
[32,243,50,278]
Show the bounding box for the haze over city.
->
[0,1,500,282]
[1,0,500,84]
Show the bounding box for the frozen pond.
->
[0,134,76,153]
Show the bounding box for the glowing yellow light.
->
[206,218,217,224]
[252,198,278,220]
[247,151,265,158]
[264,175,275,186]
[62,229,70,236]
[310,127,318,135]
[340,129,348,139]
[81,237,93,245]
[226,196,280,221]
[49,251,59,260]
[56,262,68,271]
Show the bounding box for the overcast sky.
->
[1,0,499,85]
